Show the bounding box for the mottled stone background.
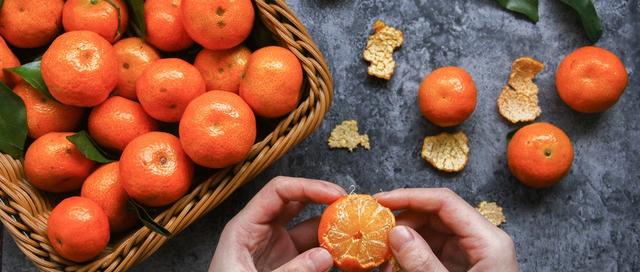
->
[2,0,639,271]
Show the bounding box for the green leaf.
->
[125,0,146,39]
[66,131,114,163]
[104,0,123,40]
[128,200,172,237]
[0,82,27,159]
[495,0,539,23]
[560,0,603,43]
[5,61,54,100]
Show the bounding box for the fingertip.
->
[389,226,415,252]
[308,247,333,271]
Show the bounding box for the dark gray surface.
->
[3,0,639,271]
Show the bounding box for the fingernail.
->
[389,226,414,251]
[373,192,387,198]
[309,248,333,271]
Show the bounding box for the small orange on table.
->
[47,196,110,263]
[507,122,574,188]
[556,46,628,113]
[418,66,477,127]
[318,194,395,272]
[120,132,194,207]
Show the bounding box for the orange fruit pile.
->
[0,0,305,263]
[318,194,395,272]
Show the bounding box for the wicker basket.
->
[0,1,333,270]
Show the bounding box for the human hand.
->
[209,176,346,272]
[375,188,518,272]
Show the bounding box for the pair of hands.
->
[209,177,518,272]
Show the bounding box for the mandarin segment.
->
[319,194,395,272]
[363,20,403,80]
[421,131,469,172]
[497,57,544,123]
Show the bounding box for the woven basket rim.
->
[0,0,333,271]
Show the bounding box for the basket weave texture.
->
[0,0,333,270]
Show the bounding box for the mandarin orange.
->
[0,36,21,87]
[507,122,574,188]
[0,0,64,48]
[194,46,251,93]
[113,37,161,100]
[120,132,193,207]
[418,66,477,127]
[239,46,303,118]
[62,0,129,43]
[41,31,118,107]
[47,196,110,262]
[181,0,254,50]
[145,0,194,52]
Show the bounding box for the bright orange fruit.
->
[0,0,64,48]
[145,0,194,52]
[47,196,110,262]
[507,122,574,188]
[318,194,395,272]
[136,58,206,122]
[88,96,158,151]
[41,31,118,107]
[24,132,96,193]
[120,132,193,207]
[556,46,628,113]
[13,83,85,139]
[194,46,251,93]
[239,46,303,118]
[81,162,138,233]
[179,91,256,168]
[112,37,161,100]
[0,36,21,87]
[62,0,129,43]
[181,0,254,50]
[418,66,477,127]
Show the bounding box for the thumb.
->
[389,226,448,272]
[273,247,333,272]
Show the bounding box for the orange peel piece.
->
[497,57,544,123]
[476,201,506,227]
[421,132,469,172]
[328,120,370,152]
[363,20,403,80]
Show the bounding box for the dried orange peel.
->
[328,120,370,152]
[363,20,403,80]
[497,57,544,123]
[421,132,469,172]
[476,201,506,227]
[318,194,395,272]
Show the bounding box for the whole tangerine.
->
[194,46,251,93]
[507,122,574,188]
[41,31,118,107]
[120,132,193,207]
[181,0,254,50]
[47,196,110,262]
[239,46,303,118]
[112,37,161,100]
[24,132,96,193]
[145,0,194,52]
[0,36,21,87]
[318,194,395,272]
[556,46,628,113]
[136,58,206,122]
[13,83,85,139]
[81,162,138,233]
[62,0,129,43]
[418,66,477,127]
[0,0,64,48]
[179,91,256,168]
[88,96,158,151]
